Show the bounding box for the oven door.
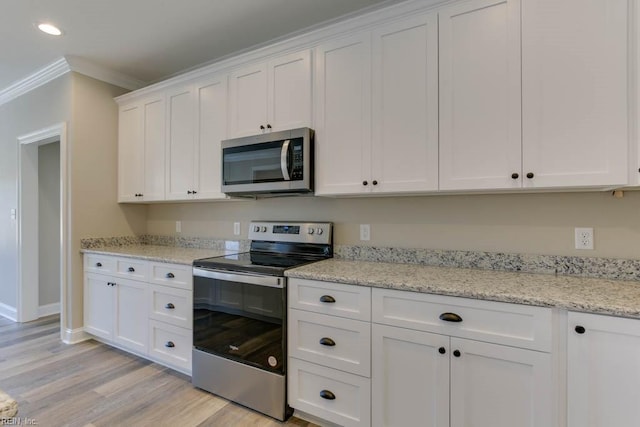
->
[192,268,286,374]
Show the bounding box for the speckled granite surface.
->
[286,259,640,319]
[81,245,234,265]
[335,245,640,281]
[81,235,250,252]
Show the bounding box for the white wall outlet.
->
[175,221,182,233]
[10,208,16,220]
[360,224,371,241]
[233,222,241,236]
[575,227,594,250]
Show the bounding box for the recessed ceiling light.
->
[37,23,63,36]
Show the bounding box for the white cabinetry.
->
[521,0,628,189]
[229,50,312,138]
[315,12,438,196]
[118,94,166,202]
[439,0,521,191]
[165,76,228,200]
[371,288,555,427]
[567,312,640,427]
[84,255,193,374]
[288,278,371,427]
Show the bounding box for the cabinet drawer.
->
[289,309,371,377]
[149,285,192,328]
[288,358,370,427]
[372,288,553,352]
[289,278,371,321]
[149,262,191,290]
[84,254,116,274]
[115,258,149,280]
[148,320,192,373]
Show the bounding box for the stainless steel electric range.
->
[191,221,333,421]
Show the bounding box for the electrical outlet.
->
[360,224,371,241]
[233,222,241,236]
[175,221,182,233]
[575,227,594,250]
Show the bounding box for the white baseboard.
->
[38,302,60,317]
[62,327,90,344]
[0,302,17,321]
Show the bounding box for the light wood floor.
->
[0,315,317,427]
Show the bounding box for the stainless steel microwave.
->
[221,128,313,196]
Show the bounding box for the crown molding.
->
[0,58,71,106]
[0,56,146,107]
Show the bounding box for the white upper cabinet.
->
[315,13,438,196]
[195,76,229,200]
[229,50,312,138]
[371,13,439,193]
[521,0,628,188]
[165,76,228,201]
[315,33,372,195]
[165,85,196,200]
[439,0,522,191]
[118,94,166,202]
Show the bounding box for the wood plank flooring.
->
[0,315,317,427]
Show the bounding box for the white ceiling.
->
[1,0,404,91]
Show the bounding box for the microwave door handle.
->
[280,139,291,181]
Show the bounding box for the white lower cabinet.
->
[84,255,193,374]
[288,279,557,427]
[567,312,640,427]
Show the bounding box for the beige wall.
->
[0,75,72,310]
[38,141,61,307]
[147,190,640,259]
[68,72,147,329]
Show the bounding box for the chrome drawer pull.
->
[165,341,175,348]
[165,303,175,310]
[319,337,336,347]
[439,312,463,323]
[320,390,336,400]
[320,295,336,303]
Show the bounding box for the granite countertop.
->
[286,259,640,319]
[81,245,234,265]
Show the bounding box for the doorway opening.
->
[17,123,68,341]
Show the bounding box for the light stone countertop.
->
[81,245,235,265]
[285,259,640,319]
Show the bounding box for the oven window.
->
[193,276,285,374]
[223,140,289,185]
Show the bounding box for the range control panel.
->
[248,221,332,245]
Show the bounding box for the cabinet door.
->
[229,63,268,137]
[314,33,372,195]
[84,273,114,340]
[165,85,196,200]
[113,278,148,354]
[268,50,312,131]
[372,324,449,427]
[118,104,144,202]
[194,75,228,200]
[522,0,628,188]
[567,312,640,427]
[142,95,166,201]
[439,0,522,191]
[371,13,439,193]
[450,338,553,427]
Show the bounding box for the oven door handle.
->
[280,139,291,181]
[193,268,284,288]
